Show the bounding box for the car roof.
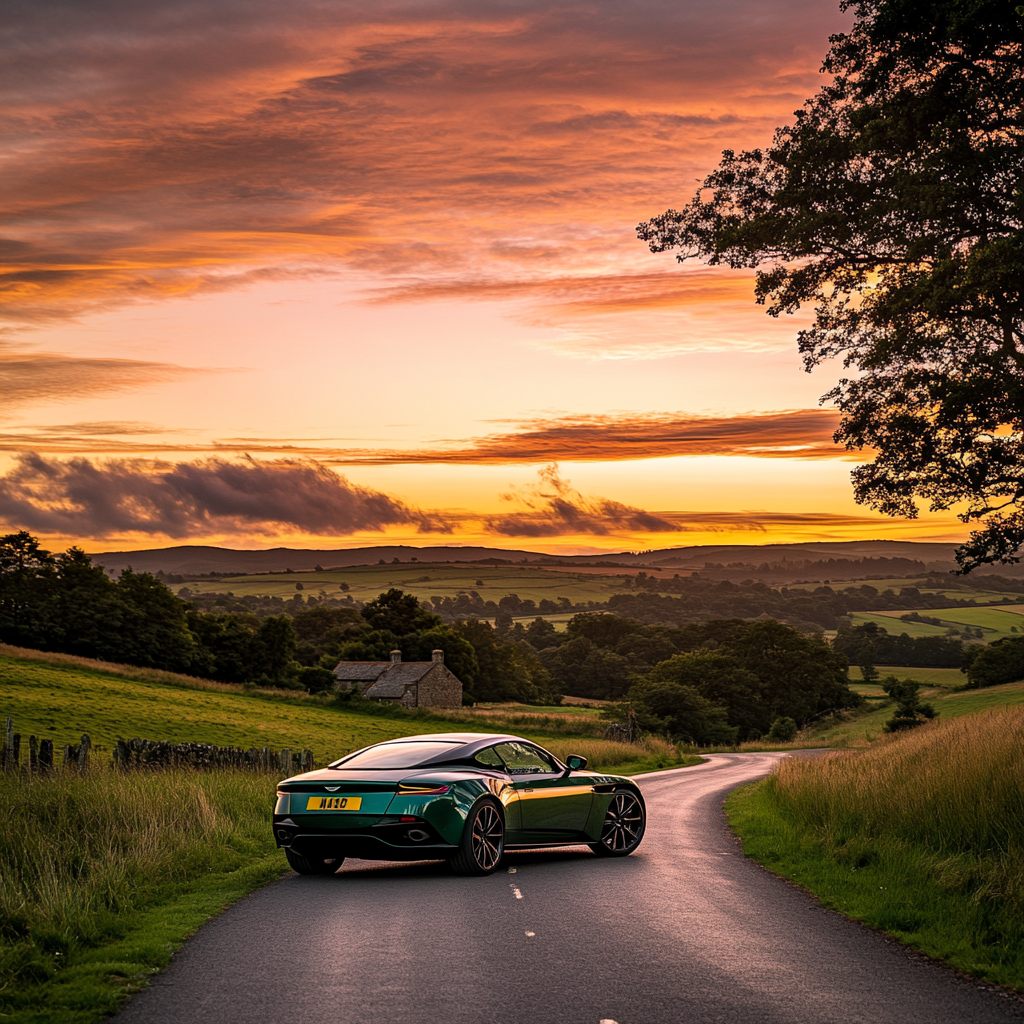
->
[380,732,522,745]
[330,732,555,770]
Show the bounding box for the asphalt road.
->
[114,753,1024,1024]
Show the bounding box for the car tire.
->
[589,790,645,857]
[285,848,345,875]
[448,798,504,875]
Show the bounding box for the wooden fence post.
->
[39,738,53,771]
[29,735,38,772]
[76,734,91,770]
[3,718,13,771]
[281,749,292,776]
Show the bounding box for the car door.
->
[495,741,593,840]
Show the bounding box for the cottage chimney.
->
[390,649,401,665]
[432,649,444,665]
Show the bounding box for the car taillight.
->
[398,783,451,795]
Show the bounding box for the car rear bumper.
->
[273,815,457,861]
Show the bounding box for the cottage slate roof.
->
[362,662,437,699]
[333,662,392,683]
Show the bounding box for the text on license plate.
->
[306,796,363,811]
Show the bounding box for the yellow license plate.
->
[305,796,362,811]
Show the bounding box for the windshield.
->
[329,741,462,770]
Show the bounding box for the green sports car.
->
[273,732,646,875]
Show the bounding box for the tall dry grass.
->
[765,706,1024,899]
[0,767,279,992]
[543,735,688,771]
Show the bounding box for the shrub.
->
[767,716,797,742]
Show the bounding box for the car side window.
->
[474,746,505,768]
[494,742,557,775]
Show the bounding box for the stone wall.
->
[414,665,463,708]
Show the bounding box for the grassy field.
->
[786,576,1022,604]
[727,707,1024,991]
[178,561,633,606]
[0,645,697,774]
[803,678,1024,747]
[852,605,1024,640]
[848,665,967,701]
[847,611,954,637]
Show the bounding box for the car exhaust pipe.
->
[276,828,295,847]
[406,829,430,842]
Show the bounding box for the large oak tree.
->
[638,0,1024,571]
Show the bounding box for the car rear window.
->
[330,741,462,769]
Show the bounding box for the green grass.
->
[181,561,631,606]
[848,611,953,636]
[849,665,967,688]
[858,605,1024,639]
[0,652,420,764]
[726,707,1024,991]
[802,676,1024,747]
[786,576,1020,604]
[0,767,287,1024]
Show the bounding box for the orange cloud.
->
[3,0,846,355]
[0,350,228,410]
[0,409,855,462]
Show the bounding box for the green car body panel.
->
[272,732,645,866]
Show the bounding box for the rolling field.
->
[858,605,1024,638]
[849,665,967,688]
[787,576,1020,604]
[848,665,967,700]
[0,647,689,775]
[806,678,1024,747]
[177,562,632,606]
[848,611,953,636]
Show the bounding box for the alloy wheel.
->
[471,803,504,870]
[599,792,644,853]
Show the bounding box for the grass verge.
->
[0,767,287,1024]
[725,707,1024,991]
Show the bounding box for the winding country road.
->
[114,753,1024,1024]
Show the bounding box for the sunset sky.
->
[2,0,968,555]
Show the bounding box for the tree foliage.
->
[881,674,936,731]
[962,634,1024,687]
[638,0,1024,571]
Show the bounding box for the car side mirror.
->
[565,754,588,771]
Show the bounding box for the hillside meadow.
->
[727,707,1024,991]
[0,644,693,775]
[177,561,631,607]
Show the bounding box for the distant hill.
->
[87,538,1024,578]
[89,544,546,575]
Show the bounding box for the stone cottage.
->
[332,649,463,709]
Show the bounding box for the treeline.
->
[683,555,931,580]
[423,591,585,624]
[603,583,987,633]
[0,533,559,704]
[831,622,965,668]
[962,637,1024,689]
[523,613,860,742]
